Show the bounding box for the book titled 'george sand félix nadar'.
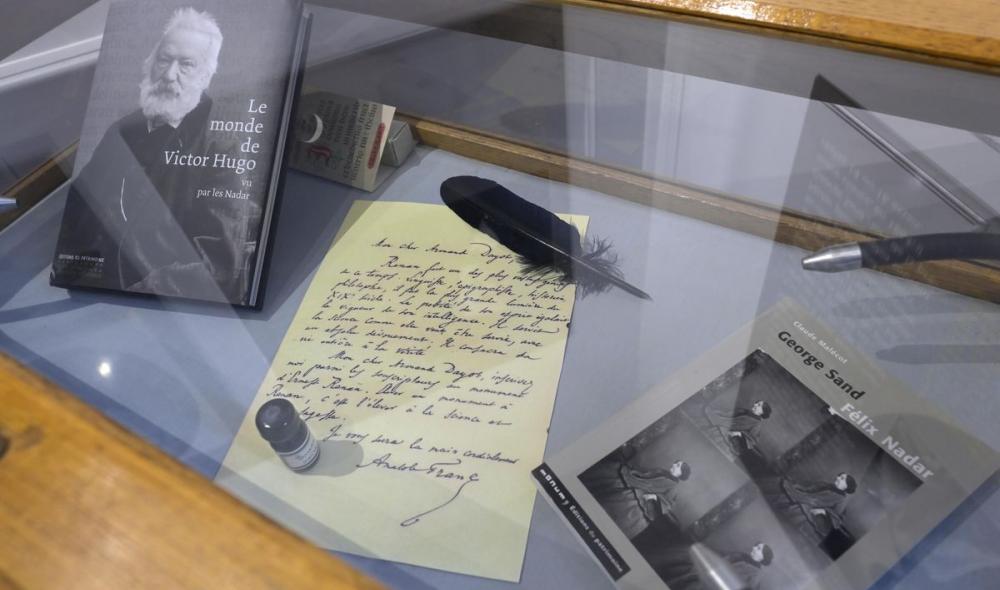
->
[50,0,310,307]
[534,300,998,590]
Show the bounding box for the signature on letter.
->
[400,474,480,527]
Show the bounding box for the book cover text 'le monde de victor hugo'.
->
[51,0,308,306]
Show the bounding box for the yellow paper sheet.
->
[217,200,586,581]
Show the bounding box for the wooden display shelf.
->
[0,353,383,590]
[400,114,1000,303]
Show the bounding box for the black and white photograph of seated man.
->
[633,526,775,590]
[622,459,691,525]
[757,471,857,559]
[694,350,923,566]
[578,404,774,587]
[577,349,925,589]
[684,349,819,477]
[577,444,695,539]
[627,489,786,590]
[51,3,270,303]
[703,394,772,475]
[578,409,750,541]
[707,397,771,443]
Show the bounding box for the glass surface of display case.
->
[1,1,998,589]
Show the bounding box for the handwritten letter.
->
[218,201,585,580]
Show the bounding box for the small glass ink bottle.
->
[255,398,320,472]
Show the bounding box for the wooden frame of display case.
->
[320,0,1000,74]
[9,0,1000,73]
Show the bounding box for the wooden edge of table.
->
[568,0,1000,74]
[400,114,1000,303]
[0,352,384,590]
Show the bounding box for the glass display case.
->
[1,1,998,589]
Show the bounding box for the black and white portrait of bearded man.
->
[54,8,259,303]
[139,7,222,129]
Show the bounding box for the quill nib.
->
[440,176,651,300]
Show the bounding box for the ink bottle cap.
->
[255,398,320,472]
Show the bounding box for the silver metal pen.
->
[803,231,1000,272]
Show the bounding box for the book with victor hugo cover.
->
[50,0,310,307]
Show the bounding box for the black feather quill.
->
[440,176,650,299]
